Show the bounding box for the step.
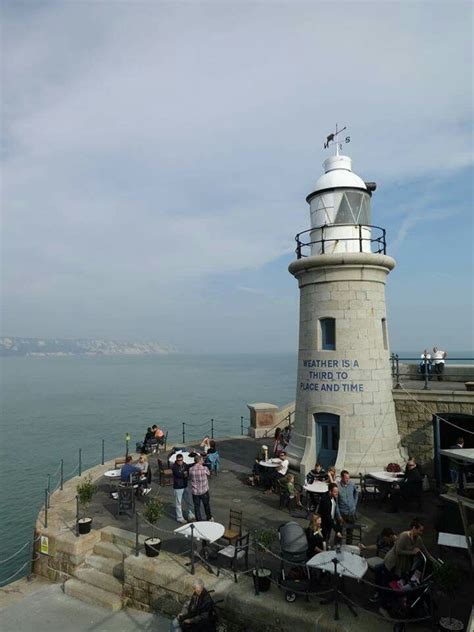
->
[84,554,124,580]
[93,540,134,561]
[100,526,147,549]
[64,578,122,611]
[74,567,123,595]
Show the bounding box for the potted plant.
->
[76,476,96,535]
[252,528,276,592]
[143,497,163,557]
[433,560,463,631]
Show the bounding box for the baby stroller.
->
[277,521,311,603]
[385,552,437,632]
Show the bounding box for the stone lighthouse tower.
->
[287,127,406,476]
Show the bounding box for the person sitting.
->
[136,454,152,496]
[359,527,397,603]
[200,435,211,454]
[264,451,289,494]
[307,462,327,482]
[319,483,343,543]
[326,466,337,484]
[282,473,303,507]
[389,458,423,512]
[306,513,326,559]
[204,446,220,474]
[170,578,215,632]
[248,457,261,487]
[281,425,291,446]
[120,455,141,484]
[152,424,165,448]
[206,440,217,454]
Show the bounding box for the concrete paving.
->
[0,581,170,632]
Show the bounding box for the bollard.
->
[190,523,195,575]
[101,439,105,465]
[60,459,64,490]
[44,489,48,528]
[135,513,139,557]
[333,557,339,620]
[182,422,186,444]
[75,495,79,537]
[211,418,214,439]
[47,474,51,508]
[78,448,82,477]
[240,416,244,436]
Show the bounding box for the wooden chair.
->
[157,458,173,486]
[222,509,243,544]
[343,522,363,546]
[217,533,250,582]
[360,473,380,503]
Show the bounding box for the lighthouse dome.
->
[312,155,367,195]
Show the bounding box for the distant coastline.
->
[0,337,177,357]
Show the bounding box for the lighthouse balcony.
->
[295,223,386,258]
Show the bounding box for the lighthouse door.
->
[315,413,340,469]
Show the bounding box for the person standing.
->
[337,470,359,544]
[419,350,432,379]
[188,455,213,522]
[319,483,343,543]
[383,518,436,578]
[432,347,447,381]
[172,453,196,523]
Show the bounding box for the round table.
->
[169,451,195,466]
[306,549,368,579]
[368,471,402,483]
[174,521,225,543]
[259,458,282,468]
[104,469,121,479]
[303,481,328,494]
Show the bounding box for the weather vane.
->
[323,124,351,155]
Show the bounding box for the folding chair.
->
[217,533,250,582]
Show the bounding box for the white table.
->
[307,549,367,579]
[169,451,196,466]
[104,469,121,479]
[304,481,329,494]
[174,521,225,543]
[438,532,469,550]
[368,471,402,484]
[259,458,282,468]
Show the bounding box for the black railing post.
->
[135,512,139,557]
[190,523,195,575]
[44,489,48,528]
[390,353,395,378]
[240,416,244,435]
[211,418,214,439]
[358,224,363,253]
[60,459,64,491]
[101,439,105,465]
[333,557,339,620]
[182,422,186,444]
[75,495,79,537]
[78,448,82,476]
[47,474,51,508]
[253,530,260,596]
[394,354,401,389]
[383,228,386,254]
[423,356,430,390]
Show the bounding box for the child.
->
[285,474,303,507]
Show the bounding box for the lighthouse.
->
[287,127,406,476]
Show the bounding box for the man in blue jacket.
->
[172,454,196,524]
[120,455,141,483]
[337,470,359,544]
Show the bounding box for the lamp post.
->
[125,433,131,460]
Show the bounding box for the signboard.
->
[40,535,49,555]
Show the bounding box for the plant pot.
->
[439,617,464,631]
[253,568,272,592]
[77,517,92,535]
[144,537,161,557]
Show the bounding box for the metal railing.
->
[391,354,474,390]
[295,223,386,259]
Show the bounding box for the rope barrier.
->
[184,420,213,428]
[65,463,80,478]
[0,540,33,565]
[0,555,40,587]
[397,382,474,435]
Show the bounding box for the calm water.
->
[0,353,297,583]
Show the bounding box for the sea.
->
[0,353,297,584]
[1,350,472,585]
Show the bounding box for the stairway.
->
[64,526,145,611]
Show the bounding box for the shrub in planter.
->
[76,476,96,535]
[433,560,463,631]
[143,497,163,557]
[252,528,277,592]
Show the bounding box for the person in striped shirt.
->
[188,455,213,521]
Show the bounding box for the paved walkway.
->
[0,581,170,632]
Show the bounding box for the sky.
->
[1,1,473,354]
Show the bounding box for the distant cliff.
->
[0,337,177,357]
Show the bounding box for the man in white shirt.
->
[264,451,289,494]
[432,347,447,381]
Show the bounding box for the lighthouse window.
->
[334,191,371,225]
[382,318,388,350]
[320,318,336,351]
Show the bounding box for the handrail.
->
[295,223,386,258]
[262,410,294,438]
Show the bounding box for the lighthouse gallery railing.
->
[295,223,387,258]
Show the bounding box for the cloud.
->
[1,2,472,349]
